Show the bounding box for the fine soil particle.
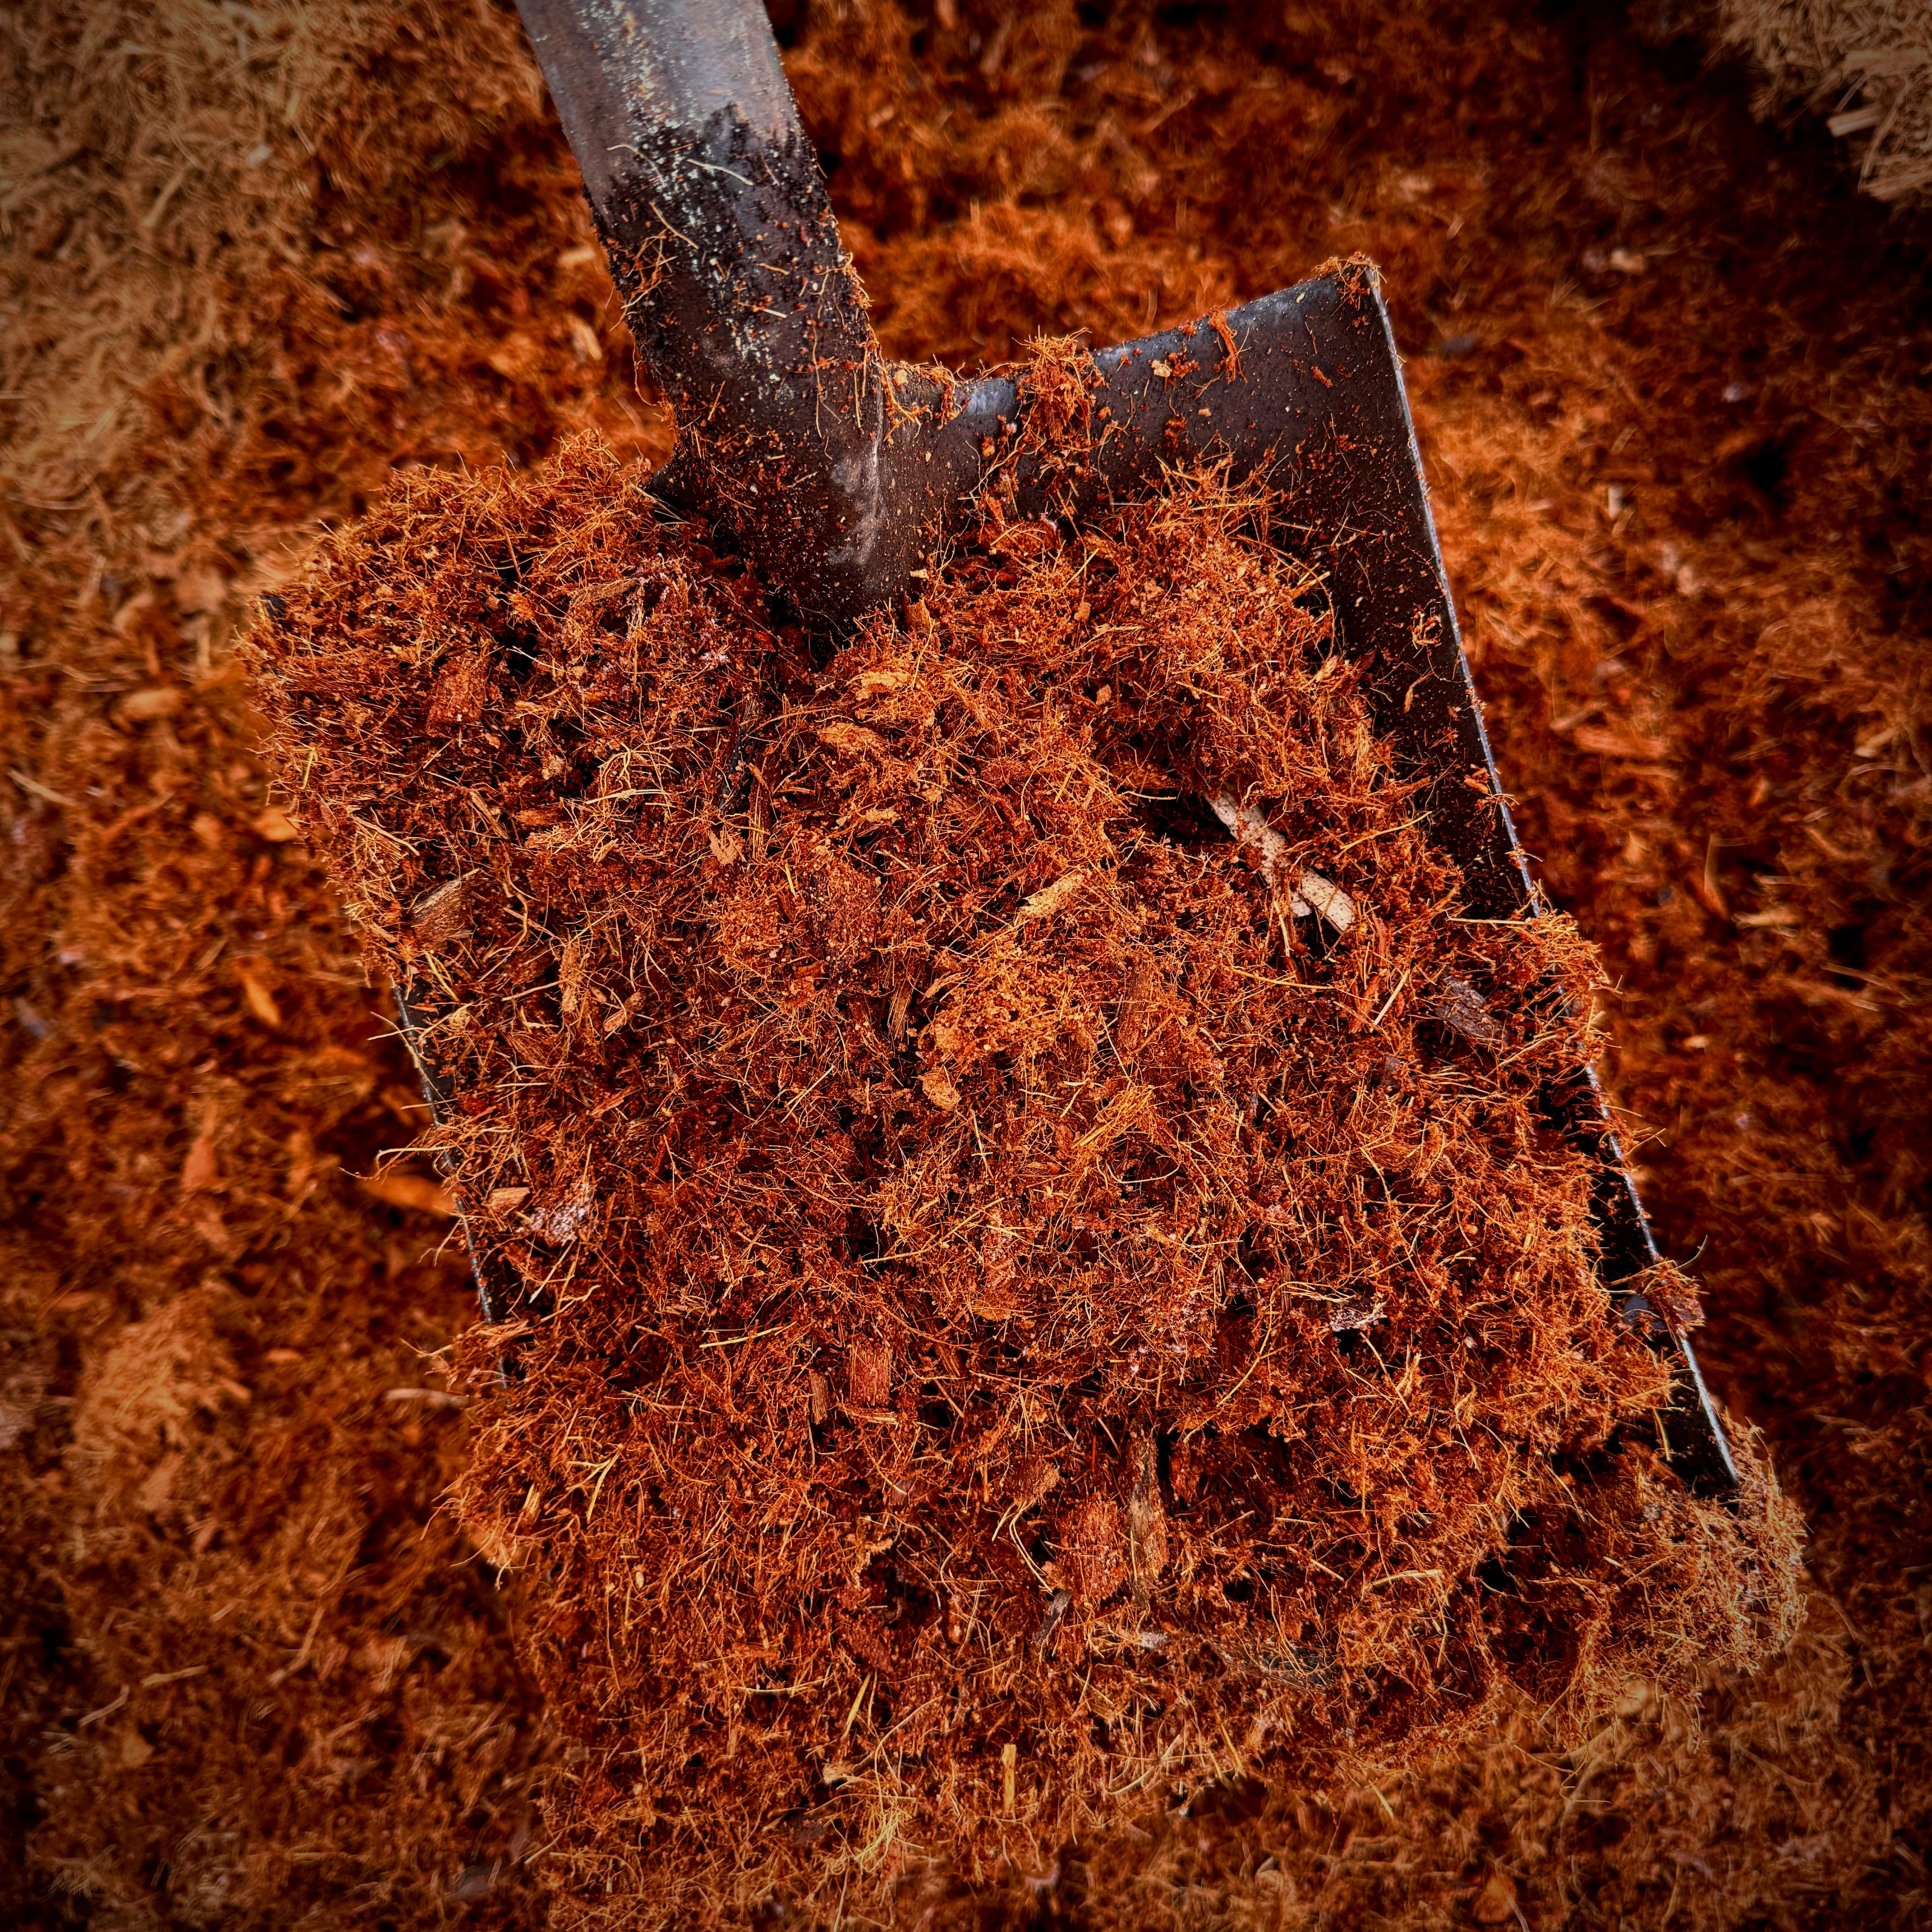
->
[251,436,1798,1911]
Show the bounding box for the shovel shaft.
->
[518,0,951,622]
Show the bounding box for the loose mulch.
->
[3,2,1927,1927]
[252,432,1799,1915]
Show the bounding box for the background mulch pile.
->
[3,1,1927,1926]
[1713,0,1932,208]
[253,437,1798,1914]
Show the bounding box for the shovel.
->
[401,0,1734,1494]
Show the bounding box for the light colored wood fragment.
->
[1209,793,1355,928]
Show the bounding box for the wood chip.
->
[1209,794,1355,927]
[237,968,281,1028]
[360,1173,456,1215]
[425,650,492,731]
[1018,869,1087,923]
[118,685,184,723]
[411,871,474,945]
[1434,975,1503,1045]
[1296,868,1355,932]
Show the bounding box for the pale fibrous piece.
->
[1297,868,1356,932]
[1327,1292,1388,1333]
[1208,792,1290,890]
[410,870,474,946]
[1208,791,1356,930]
[1205,788,1360,931]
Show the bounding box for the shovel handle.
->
[515,0,933,622]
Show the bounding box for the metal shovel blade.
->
[394,0,1738,1496]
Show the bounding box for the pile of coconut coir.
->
[251,431,1797,1909]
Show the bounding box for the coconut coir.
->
[11,0,1930,1923]
[252,433,1797,1904]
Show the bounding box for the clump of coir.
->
[250,430,1798,1910]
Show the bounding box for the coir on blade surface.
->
[251,433,1798,1908]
